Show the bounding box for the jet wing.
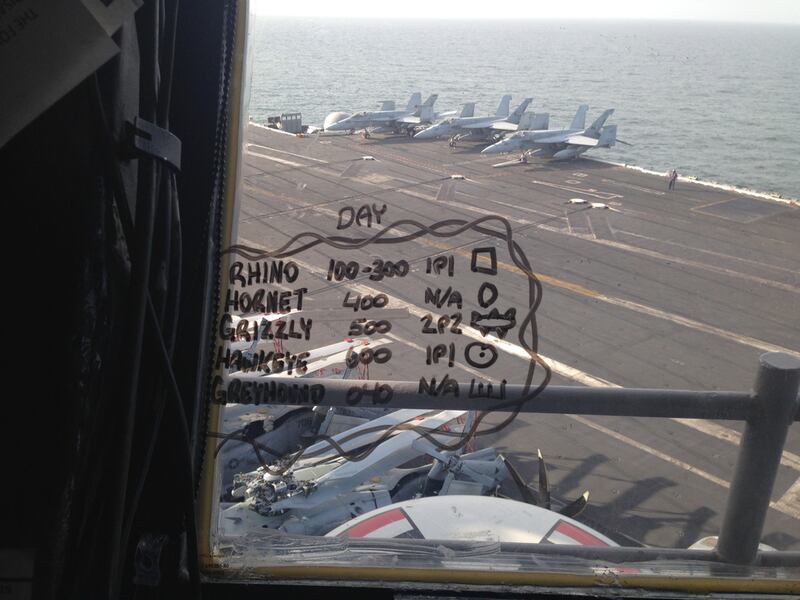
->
[489,121,519,132]
[461,119,495,129]
[532,133,570,144]
[564,135,600,147]
[397,116,422,124]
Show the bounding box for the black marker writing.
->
[337,204,388,229]
[477,282,499,308]
[464,342,499,369]
[224,287,307,313]
[348,318,392,336]
[426,255,454,277]
[212,376,325,406]
[426,343,455,367]
[420,313,463,334]
[418,374,460,397]
[470,307,516,338]
[424,286,463,309]
[345,347,392,368]
[219,214,551,475]
[470,247,498,275]
[230,260,299,287]
[346,382,393,406]
[342,291,389,311]
[469,379,506,400]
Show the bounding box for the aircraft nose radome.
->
[414,127,436,139]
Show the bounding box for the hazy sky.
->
[250,0,800,24]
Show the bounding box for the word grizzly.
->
[218,314,313,341]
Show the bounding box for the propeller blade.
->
[502,455,539,506]
[538,449,551,510]
[559,491,590,518]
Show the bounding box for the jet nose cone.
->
[414,127,435,139]
[481,144,501,154]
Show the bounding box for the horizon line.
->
[249,14,800,26]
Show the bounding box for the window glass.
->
[199,3,800,592]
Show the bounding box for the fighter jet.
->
[414,96,532,144]
[325,93,439,137]
[481,106,623,160]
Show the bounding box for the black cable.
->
[107,1,161,595]
[164,174,183,357]
[119,295,197,588]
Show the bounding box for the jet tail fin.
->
[517,112,550,131]
[516,112,548,130]
[529,112,549,130]
[570,105,589,130]
[418,105,435,121]
[378,100,395,111]
[598,124,617,147]
[495,95,512,117]
[588,109,614,134]
[508,98,532,124]
[405,92,422,111]
[421,94,438,107]
[460,102,476,118]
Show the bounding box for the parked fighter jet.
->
[481,107,625,160]
[325,93,440,137]
[413,95,511,140]
[415,96,532,144]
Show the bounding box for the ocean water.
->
[247,17,800,199]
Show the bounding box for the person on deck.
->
[668,169,678,191]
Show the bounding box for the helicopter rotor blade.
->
[559,491,590,518]
[538,449,551,510]
[502,455,539,506]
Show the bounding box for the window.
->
[197,3,800,595]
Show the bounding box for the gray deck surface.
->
[233,124,800,550]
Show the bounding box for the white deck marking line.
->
[538,224,800,294]
[595,293,798,357]
[472,195,562,219]
[772,478,800,519]
[245,149,305,167]
[422,182,563,220]
[569,415,800,519]
[568,414,732,488]
[238,237,800,518]
[246,143,329,163]
[617,230,800,275]
[532,179,623,201]
[673,419,800,472]
[601,178,666,196]
[401,186,537,225]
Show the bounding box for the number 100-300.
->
[326,259,409,282]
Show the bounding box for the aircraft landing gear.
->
[361,129,371,140]
[448,135,457,150]
[520,153,528,164]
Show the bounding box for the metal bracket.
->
[127,117,182,170]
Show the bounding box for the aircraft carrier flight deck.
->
[234,123,800,550]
